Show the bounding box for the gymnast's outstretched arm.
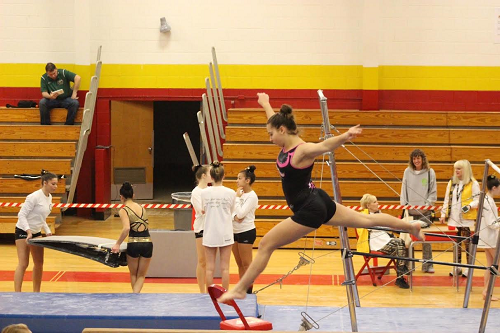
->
[257,93,275,119]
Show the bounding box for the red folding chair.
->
[207,285,273,331]
[355,229,397,286]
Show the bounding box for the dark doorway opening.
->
[153,101,201,202]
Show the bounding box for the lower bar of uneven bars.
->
[367,227,468,241]
[349,251,489,270]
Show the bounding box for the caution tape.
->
[2,202,499,211]
[0,202,191,209]
[0,202,487,211]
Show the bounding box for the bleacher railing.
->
[191,47,226,164]
[67,46,102,204]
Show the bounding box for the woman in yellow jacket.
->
[439,159,480,277]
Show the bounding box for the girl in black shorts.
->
[191,164,212,293]
[14,172,57,292]
[232,165,258,294]
[112,182,153,293]
[218,93,424,302]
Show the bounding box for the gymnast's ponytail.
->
[192,164,209,184]
[210,161,225,183]
[267,104,298,135]
[41,171,58,185]
[240,165,257,185]
[487,175,500,191]
[120,182,134,199]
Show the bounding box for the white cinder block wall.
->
[0,0,75,63]
[380,0,500,66]
[2,0,500,66]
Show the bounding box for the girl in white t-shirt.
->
[478,175,500,300]
[232,165,258,294]
[201,161,236,290]
[14,172,57,292]
[190,164,211,293]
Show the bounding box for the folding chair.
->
[355,229,397,286]
[207,285,273,330]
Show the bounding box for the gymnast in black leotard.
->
[218,92,425,303]
[112,182,153,293]
[277,144,336,229]
[123,205,153,259]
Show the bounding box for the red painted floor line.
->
[0,270,498,287]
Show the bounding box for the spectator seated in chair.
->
[358,194,410,289]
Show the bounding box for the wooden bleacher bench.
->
[0,178,66,194]
[227,180,450,200]
[223,161,486,181]
[0,142,77,158]
[228,108,500,126]
[0,216,56,234]
[224,143,500,163]
[0,107,83,123]
[224,108,500,249]
[0,159,72,176]
[0,107,83,234]
[0,125,80,140]
[226,126,499,145]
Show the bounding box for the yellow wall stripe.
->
[362,67,379,90]
[2,63,500,91]
[379,66,500,91]
[0,63,362,90]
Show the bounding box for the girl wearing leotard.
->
[218,93,424,302]
[112,182,153,293]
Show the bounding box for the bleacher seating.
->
[223,108,500,249]
[0,107,83,234]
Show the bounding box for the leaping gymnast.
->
[218,93,425,302]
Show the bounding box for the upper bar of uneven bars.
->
[486,159,500,175]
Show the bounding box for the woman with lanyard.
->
[14,172,57,292]
[439,159,480,277]
[218,93,424,302]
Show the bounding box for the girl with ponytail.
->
[218,93,424,302]
[112,182,153,293]
[232,165,258,294]
[201,161,236,291]
[190,164,211,293]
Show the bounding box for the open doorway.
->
[153,101,201,202]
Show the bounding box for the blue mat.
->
[262,305,500,332]
[0,293,259,333]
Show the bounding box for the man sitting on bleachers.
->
[39,62,80,125]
